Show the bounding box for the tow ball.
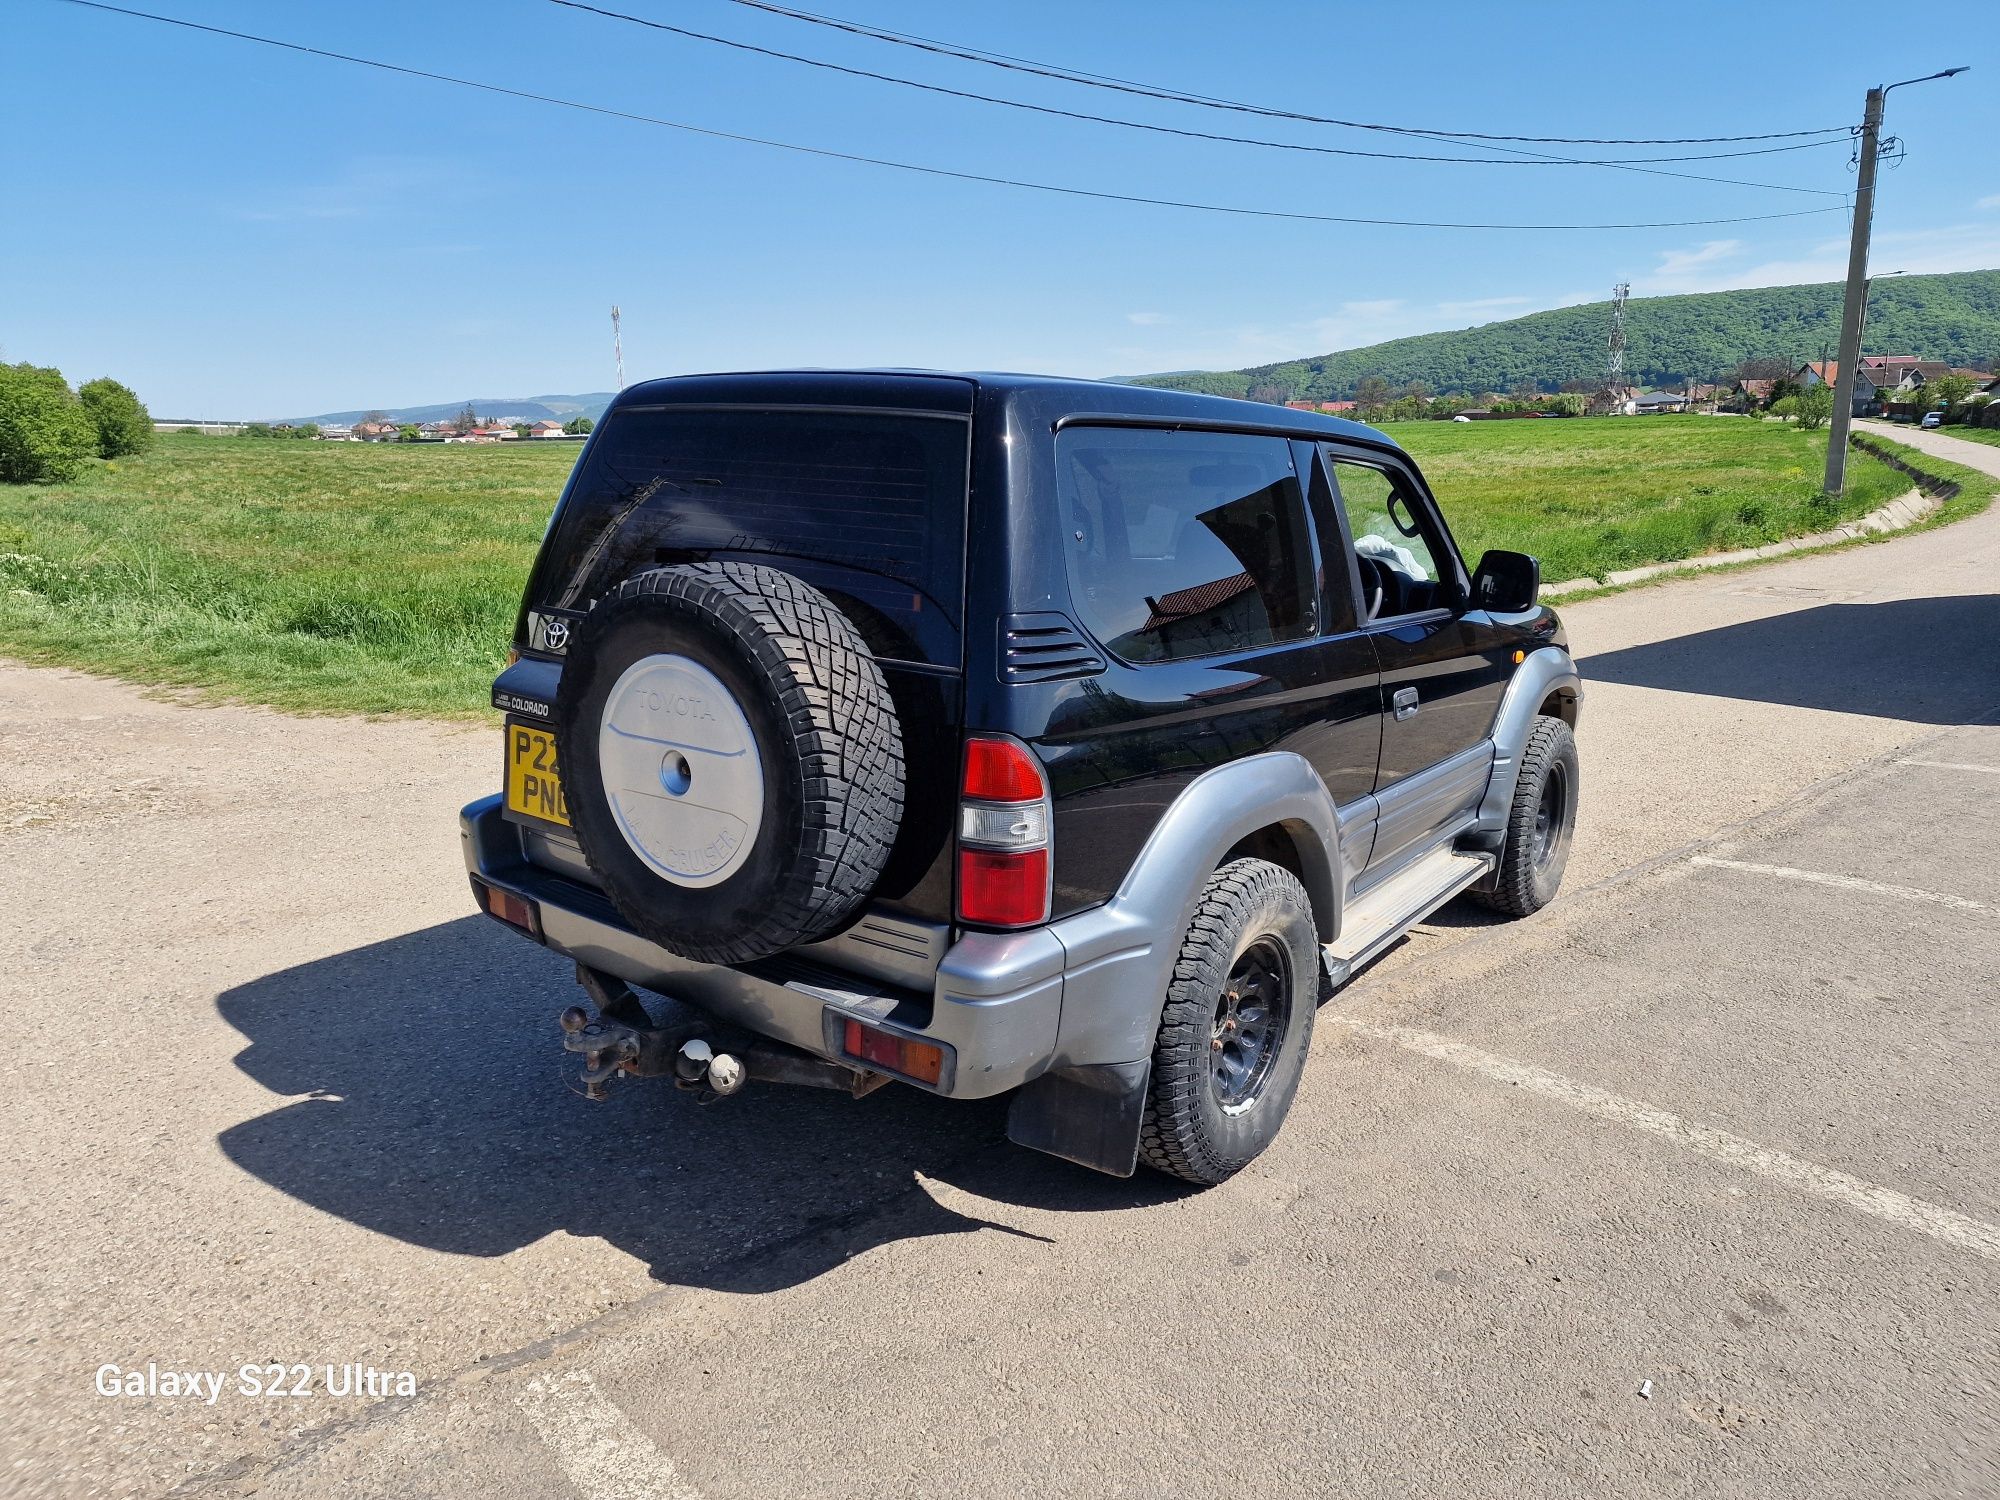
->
[557,963,885,1101]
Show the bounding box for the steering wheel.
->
[1355,556,1386,622]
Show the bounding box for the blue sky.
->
[5,1,1996,417]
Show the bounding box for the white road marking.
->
[1898,758,2000,776]
[1690,856,1989,913]
[1331,1015,2000,1266]
[516,1369,702,1500]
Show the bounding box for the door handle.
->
[1392,686,1419,720]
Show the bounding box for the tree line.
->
[0,365,152,483]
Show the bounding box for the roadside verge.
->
[1543,430,1994,600]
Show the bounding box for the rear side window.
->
[535,407,968,662]
[1055,427,1315,663]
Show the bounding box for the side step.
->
[1323,847,1494,986]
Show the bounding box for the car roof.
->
[611,368,1397,450]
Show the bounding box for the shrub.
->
[77,377,156,458]
[0,364,99,483]
[1794,382,1832,432]
[563,415,594,435]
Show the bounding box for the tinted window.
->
[1057,428,1315,663]
[534,407,967,660]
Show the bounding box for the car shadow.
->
[217,916,1191,1295]
[1577,595,2000,725]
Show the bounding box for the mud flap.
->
[1004,1059,1151,1177]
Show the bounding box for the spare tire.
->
[554,562,904,965]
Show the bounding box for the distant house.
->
[1876,360,1956,394]
[1797,360,1878,415]
[319,423,354,441]
[1632,390,1688,414]
[1732,378,1778,408]
[353,420,399,441]
[529,419,567,438]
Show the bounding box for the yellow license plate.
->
[504,722,570,827]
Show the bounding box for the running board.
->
[1323,847,1494,986]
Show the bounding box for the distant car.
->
[1920,411,1943,429]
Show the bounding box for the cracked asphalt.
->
[4,428,1997,1499]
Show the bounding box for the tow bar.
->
[558,963,888,1102]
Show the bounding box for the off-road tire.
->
[1472,714,1578,918]
[1138,859,1319,1186]
[555,562,903,965]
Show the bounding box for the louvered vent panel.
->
[998,612,1106,683]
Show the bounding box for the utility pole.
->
[1824,68,1967,494]
[611,304,625,390]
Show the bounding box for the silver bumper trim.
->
[461,796,1061,1099]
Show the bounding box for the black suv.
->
[462,370,1581,1184]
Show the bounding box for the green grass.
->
[1921,423,2000,448]
[0,437,577,716]
[1382,415,1908,583]
[0,417,1939,719]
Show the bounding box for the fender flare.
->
[1469,645,1581,844]
[1042,750,1343,1069]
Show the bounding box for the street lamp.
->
[1823,69,1968,494]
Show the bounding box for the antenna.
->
[611,304,625,389]
[1607,282,1629,389]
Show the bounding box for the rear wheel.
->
[1138,860,1319,1186]
[1473,714,1578,918]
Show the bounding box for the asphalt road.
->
[5,428,1998,1499]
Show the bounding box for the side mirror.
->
[1470,549,1540,613]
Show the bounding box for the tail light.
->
[956,734,1052,928]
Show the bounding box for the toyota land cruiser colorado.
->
[462,370,1581,1184]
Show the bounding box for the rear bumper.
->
[460,796,1064,1099]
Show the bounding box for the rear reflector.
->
[476,881,539,936]
[957,846,1050,927]
[841,1018,945,1086]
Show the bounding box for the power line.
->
[723,0,1855,148]
[52,1,1851,233]
[549,0,1847,198]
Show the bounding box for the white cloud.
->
[1094,219,2000,378]
[1436,295,1532,318]
[1635,223,2000,297]
[1978,194,2000,211]
[1124,311,1170,326]
[1649,239,1744,285]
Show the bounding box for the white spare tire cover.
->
[598,654,763,888]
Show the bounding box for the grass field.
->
[1383,416,1906,582]
[0,437,568,716]
[0,417,1964,719]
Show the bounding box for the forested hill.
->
[1130,268,2000,401]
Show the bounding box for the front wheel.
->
[1474,714,1579,918]
[1139,859,1319,1186]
